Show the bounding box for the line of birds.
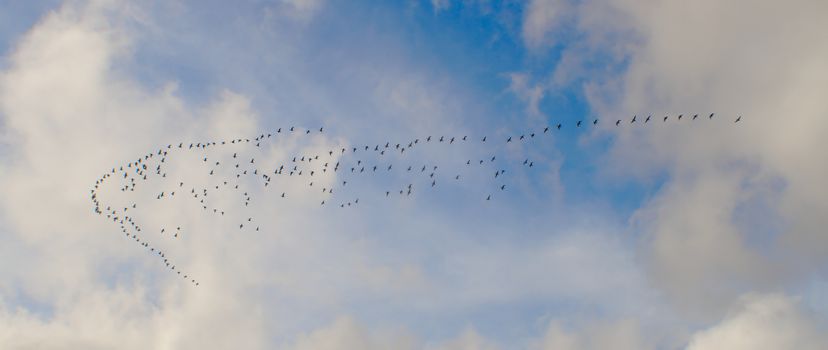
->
[90,113,743,286]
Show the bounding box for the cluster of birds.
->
[89,114,743,286]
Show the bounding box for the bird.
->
[735,116,741,123]
[709,113,715,119]
[616,120,620,126]
[577,121,582,127]
[631,116,637,123]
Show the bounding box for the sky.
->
[0,0,827,349]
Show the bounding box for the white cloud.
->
[0,1,652,348]
[506,72,546,121]
[290,316,418,350]
[521,0,571,49]
[8,0,826,348]
[605,0,828,318]
[686,294,828,350]
[523,0,828,320]
[531,318,650,350]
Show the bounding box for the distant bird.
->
[709,113,715,119]
[616,120,620,126]
[663,116,668,122]
[577,121,582,127]
[631,116,637,123]
[735,116,741,123]
[645,115,650,123]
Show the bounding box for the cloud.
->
[0,1,652,348]
[605,0,828,318]
[506,72,546,121]
[290,316,418,350]
[686,294,828,350]
[428,327,499,350]
[521,0,828,320]
[521,0,571,49]
[268,0,326,22]
[531,318,650,350]
[6,0,825,348]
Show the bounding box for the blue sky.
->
[1,1,827,349]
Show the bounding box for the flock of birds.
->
[89,113,742,286]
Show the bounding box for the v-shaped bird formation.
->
[90,114,742,286]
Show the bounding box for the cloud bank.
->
[0,0,826,349]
